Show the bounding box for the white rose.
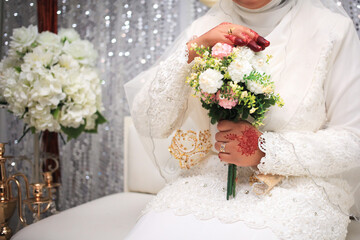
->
[228,59,253,83]
[63,40,97,66]
[36,31,61,49]
[10,25,38,51]
[58,28,80,43]
[246,81,264,95]
[198,68,223,94]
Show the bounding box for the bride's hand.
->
[214,120,264,167]
[187,22,270,62]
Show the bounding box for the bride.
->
[125,0,360,239]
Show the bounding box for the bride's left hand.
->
[214,120,264,167]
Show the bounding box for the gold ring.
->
[220,142,226,153]
[228,27,235,35]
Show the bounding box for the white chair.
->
[11,117,360,240]
[11,117,165,240]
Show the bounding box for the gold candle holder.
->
[0,142,61,239]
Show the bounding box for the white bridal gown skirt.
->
[125,210,279,240]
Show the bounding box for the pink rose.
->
[200,91,216,104]
[211,43,233,59]
[216,89,238,109]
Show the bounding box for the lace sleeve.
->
[131,44,192,138]
[257,130,360,177]
[258,19,360,178]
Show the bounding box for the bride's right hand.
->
[187,22,269,63]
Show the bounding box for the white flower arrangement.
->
[0,25,106,140]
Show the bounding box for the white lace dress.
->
[125,1,360,239]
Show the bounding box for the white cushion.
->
[11,192,154,240]
[124,117,165,194]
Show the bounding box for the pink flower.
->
[211,43,233,59]
[216,89,238,109]
[200,91,216,104]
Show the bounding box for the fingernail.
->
[234,37,246,46]
[257,36,270,47]
[247,40,262,52]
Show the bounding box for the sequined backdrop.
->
[0,0,359,227]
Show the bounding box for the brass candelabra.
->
[0,143,59,240]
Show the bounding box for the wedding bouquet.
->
[0,25,106,140]
[187,42,283,199]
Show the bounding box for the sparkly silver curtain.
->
[0,0,359,214]
[0,0,208,212]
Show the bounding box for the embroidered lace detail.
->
[258,134,266,153]
[169,129,212,169]
[144,156,351,240]
[258,130,360,177]
[132,44,191,138]
[284,36,335,131]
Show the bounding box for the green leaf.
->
[61,124,86,141]
[51,108,60,120]
[95,111,107,124]
[14,66,21,73]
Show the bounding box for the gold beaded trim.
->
[168,129,212,169]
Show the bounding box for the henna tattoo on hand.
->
[225,127,259,156]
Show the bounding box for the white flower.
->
[23,45,56,68]
[58,54,80,70]
[10,25,38,51]
[233,46,255,61]
[59,104,85,128]
[36,31,61,49]
[198,68,223,94]
[27,106,60,132]
[240,91,248,99]
[228,59,253,83]
[85,114,98,130]
[251,54,267,74]
[63,40,97,66]
[58,28,80,43]
[246,81,264,94]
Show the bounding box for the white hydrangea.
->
[58,28,80,43]
[246,81,264,95]
[0,25,104,138]
[199,68,223,94]
[228,59,253,83]
[9,25,37,52]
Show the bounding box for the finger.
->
[218,152,232,163]
[218,153,240,165]
[214,141,229,153]
[215,131,235,142]
[234,37,246,47]
[256,36,270,48]
[217,120,237,131]
[222,35,236,46]
[247,40,262,52]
